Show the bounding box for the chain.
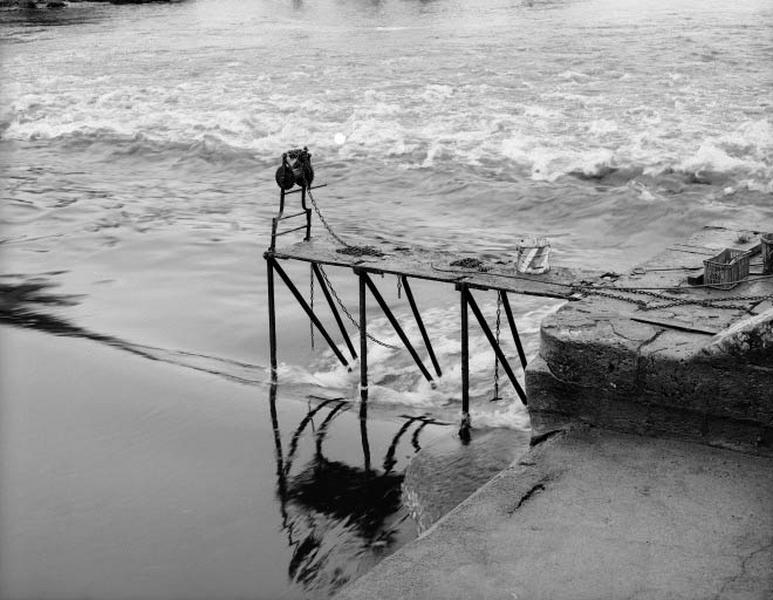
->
[316,264,401,350]
[572,285,772,312]
[492,292,502,401]
[309,264,315,350]
[397,276,402,299]
[307,189,352,248]
[307,188,384,257]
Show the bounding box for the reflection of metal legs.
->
[383,417,422,473]
[314,401,349,456]
[285,398,343,476]
[359,400,371,473]
[268,374,288,523]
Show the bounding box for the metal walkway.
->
[264,174,603,436]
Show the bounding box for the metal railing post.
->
[460,284,471,442]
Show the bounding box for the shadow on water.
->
[0,275,266,384]
[268,377,450,596]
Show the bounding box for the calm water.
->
[1,0,772,598]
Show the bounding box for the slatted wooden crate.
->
[703,248,750,290]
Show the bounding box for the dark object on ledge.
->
[275,147,314,191]
[703,248,750,290]
[762,233,773,275]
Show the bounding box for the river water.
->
[0,0,771,598]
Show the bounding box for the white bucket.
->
[516,237,551,274]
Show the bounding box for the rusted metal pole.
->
[267,254,278,374]
[359,270,368,397]
[460,285,471,442]
[401,275,442,378]
[359,270,371,472]
[300,187,311,240]
[270,257,350,369]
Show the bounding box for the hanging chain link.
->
[316,264,401,350]
[492,292,502,401]
[303,189,400,350]
[397,276,402,300]
[307,189,383,257]
[307,189,352,248]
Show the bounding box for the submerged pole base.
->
[459,413,471,445]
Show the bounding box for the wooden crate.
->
[703,248,750,290]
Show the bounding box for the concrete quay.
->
[528,223,772,456]
[337,224,773,600]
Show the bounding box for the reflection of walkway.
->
[0,277,265,384]
[268,376,448,596]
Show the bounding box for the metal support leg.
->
[267,255,278,373]
[460,284,471,442]
[401,276,442,378]
[359,271,368,397]
[466,288,528,405]
[312,264,357,360]
[270,257,351,369]
[362,272,434,384]
[301,187,311,240]
[501,290,527,369]
[358,271,371,472]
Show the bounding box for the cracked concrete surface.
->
[337,225,773,599]
[337,427,773,600]
[530,225,773,455]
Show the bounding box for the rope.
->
[316,264,401,350]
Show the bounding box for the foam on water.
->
[2,1,772,597]
[279,300,562,430]
[3,1,772,189]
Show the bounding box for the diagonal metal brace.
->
[312,264,357,360]
[360,271,434,383]
[500,290,528,369]
[464,287,528,405]
[401,276,442,378]
[269,256,351,369]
